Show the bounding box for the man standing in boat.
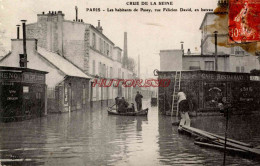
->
[135,91,143,111]
[177,90,191,128]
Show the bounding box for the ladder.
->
[171,71,182,117]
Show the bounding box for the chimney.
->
[75,6,78,22]
[181,41,184,55]
[21,20,28,68]
[187,48,191,55]
[123,32,128,68]
[96,20,103,33]
[42,11,45,14]
[16,25,20,39]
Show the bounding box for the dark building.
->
[158,70,260,115]
[0,66,47,122]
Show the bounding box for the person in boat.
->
[115,96,120,110]
[177,91,191,128]
[135,91,143,111]
[118,97,129,113]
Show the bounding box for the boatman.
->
[135,91,143,111]
[177,91,191,129]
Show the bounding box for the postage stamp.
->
[229,0,260,43]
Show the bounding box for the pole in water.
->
[223,107,228,165]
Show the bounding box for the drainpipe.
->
[214,31,218,71]
[21,20,27,68]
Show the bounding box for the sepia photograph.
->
[0,0,260,165]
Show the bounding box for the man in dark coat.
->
[118,97,129,113]
[135,91,143,111]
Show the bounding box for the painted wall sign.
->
[22,72,45,84]
[229,0,260,43]
[0,72,21,81]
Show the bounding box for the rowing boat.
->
[107,107,148,116]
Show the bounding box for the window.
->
[19,54,25,67]
[106,43,109,56]
[110,67,113,78]
[236,66,245,73]
[99,38,102,52]
[83,84,86,104]
[92,84,96,101]
[64,85,68,103]
[117,51,121,62]
[205,61,214,71]
[100,38,103,53]
[103,41,106,54]
[47,88,55,99]
[92,33,96,48]
[236,66,240,72]
[103,64,106,77]
[189,61,200,70]
[110,46,112,57]
[118,68,121,78]
[23,86,29,93]
[106,66,109,78]
[241,66,245,72]
[93,60,96,75]
[232,46,245,55]
[99,62,102,76]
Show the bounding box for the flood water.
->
[0,100,260,166]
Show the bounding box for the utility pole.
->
[214,31,218,71]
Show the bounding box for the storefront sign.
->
[22,72,45,84]
[0,72,21,81]
[183,72,249,81]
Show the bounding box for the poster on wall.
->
[0,0,260,165]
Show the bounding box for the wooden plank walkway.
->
[180,125,260,157]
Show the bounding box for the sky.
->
[0,0,218,77]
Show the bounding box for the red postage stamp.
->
[229,0,260,43]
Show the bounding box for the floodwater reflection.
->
[0,101,260,165]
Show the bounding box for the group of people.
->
[114,91,143,113]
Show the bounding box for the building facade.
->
[25,11,135,108]
[0,39,91,113]
[157,0,260,115]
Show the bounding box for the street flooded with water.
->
[0,100,260,166]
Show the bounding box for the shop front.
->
[0,66,47,122]
[158,70,259,115]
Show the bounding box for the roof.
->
[0,66,48,74]
[90,24,115,46]
[183,54,229,57]
[37,47,91,79]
